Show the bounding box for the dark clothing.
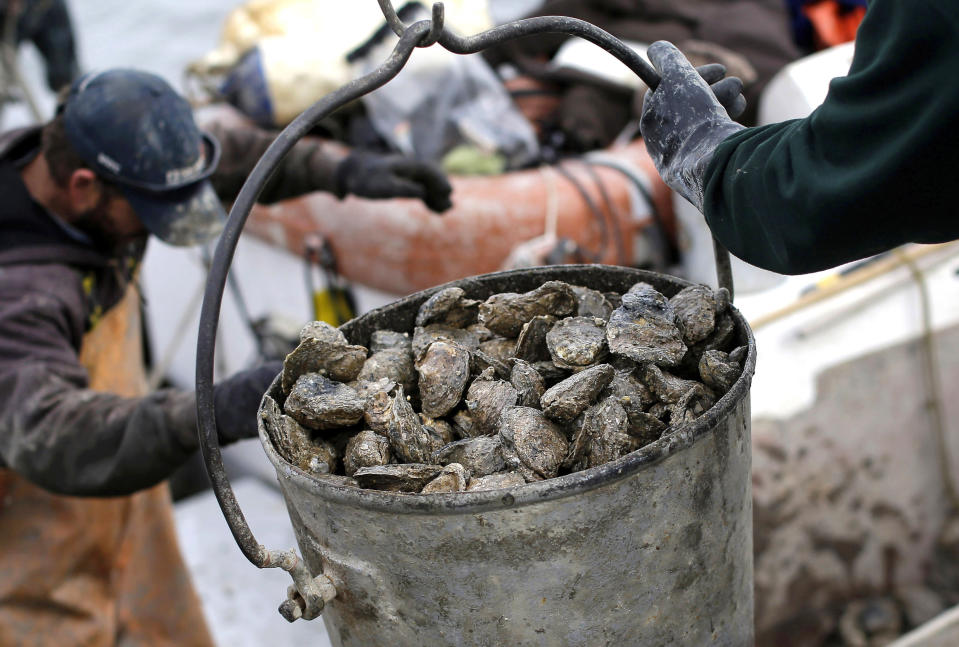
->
[703,0,959,274]
[1,0,79,91]
[0,124,340,495]
[0,128,197,495]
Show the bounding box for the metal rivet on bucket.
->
[195,3,750,645]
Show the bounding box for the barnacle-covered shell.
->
[499,406,569,479]
[546,316,608,369]
[668,383,716,425]
[603,368,656,411]
[357,347,416,394]
[412,324,480,360]
[464,368,519,435]
[669,284,719,345]
[478,337,517,364]
[449,408,474,439]
[565,397,637,472]
[431,435,505,477]
[510,359,545,408]
[638,363,703,404]
[299,320,346,345]
[514,315,556,362]
[419,414,455,447]
[282,336,368,392]
[369,329,411,353]
[421,463,470,494]
[353,464,445,492]
[699,349,741,393]
[622,400,667,446]
[386,387,443,463]
[284,373,365,430]
[606,284,686,367]
[540,363,615,423]
[466,471,527,491]
[416,341,471,418]
[343,430,392,476]
[261,396,339,474]
[572,285,613,319]
[478,281,577,337]
[415,287,480,328]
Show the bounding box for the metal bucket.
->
[258,265,756,646]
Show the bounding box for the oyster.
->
[343,430,392,476]
[284,373,365,430]
[514,315,556,362]
[386,386,443,463]
[421,463,470,494]
[416,340,471,418]
[299,320,346,345]
[669,284,719,345]
[353,464,445,492]
[699,349,741,393]
[638,363,703,404]
[419,414,455,447]
[499,406,568,479]
[622,401,667,446]
[606,284,686,367]
[369,329,411,353]
[540,364,615,423]
[565,397,637,472]
[464,368,519,435]
[510,359,545,408]
[449,408,475,439]
[478,337,517,364]
[546,316,608,369]
[466,471,527,491]
[415,287,480,328]
[356,347,416,394]
[431,435,505,477]
[478,281,577,337]
[412,324,480,361]
[572,285,614,319]
[282,334,368,392]
[603,368,656,411]
[261,395,339,474]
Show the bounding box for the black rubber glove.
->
[334,151,453,213]
[640,41,747,212]
[213,361,281,444]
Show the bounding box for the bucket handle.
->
[195,2,736,623]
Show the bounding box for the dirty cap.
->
[60,69,225,246]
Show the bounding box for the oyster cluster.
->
[260,280,745,494]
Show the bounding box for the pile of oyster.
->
[260,280,745,494]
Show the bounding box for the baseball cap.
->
[60,69,226,246]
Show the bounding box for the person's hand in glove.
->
[213,361,282,444]
[640,41,748,212]
[334,151,453,213]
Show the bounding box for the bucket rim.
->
[258,264,756,514]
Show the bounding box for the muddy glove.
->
[334,151,453,213]
[640,41,747,212]
[213,362,281,444]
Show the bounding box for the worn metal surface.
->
[258,265,756,646]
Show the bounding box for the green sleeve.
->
[702,0,959,274]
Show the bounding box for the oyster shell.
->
[510,359,545,408]
[415,287,480,328]
[343,430,392,476]
[466,471,527,491]
[669,284,719,345]
[416,340,471,418]
[514,315,556,362]
[546,316,608,369]
[353,464,444,492]
[572,285,613,319]
[412,324,480,361]
[540,363,615,423]
[261,395,339,474]
[284,373,365,430]
[499,406,569,479]
[699,349,741,393]
[282,335,368,392]
[369,329,411,353]
[356,347,416,394]
[421,463,470,494]
[565,397,637,472]
[606,284,686,367]
[431,435,505,477]
[478,281,577,337]
[386,387,444,463]
[464,368,519,436]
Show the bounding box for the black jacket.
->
[702,0,959,274]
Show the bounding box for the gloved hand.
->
[334,151,453,213]
[213,361,282,444]
[640,41,748,212]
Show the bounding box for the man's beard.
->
[71,193,147,255]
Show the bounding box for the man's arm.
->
[702,0,959,273]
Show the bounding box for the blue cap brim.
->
[120,179,226,246]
